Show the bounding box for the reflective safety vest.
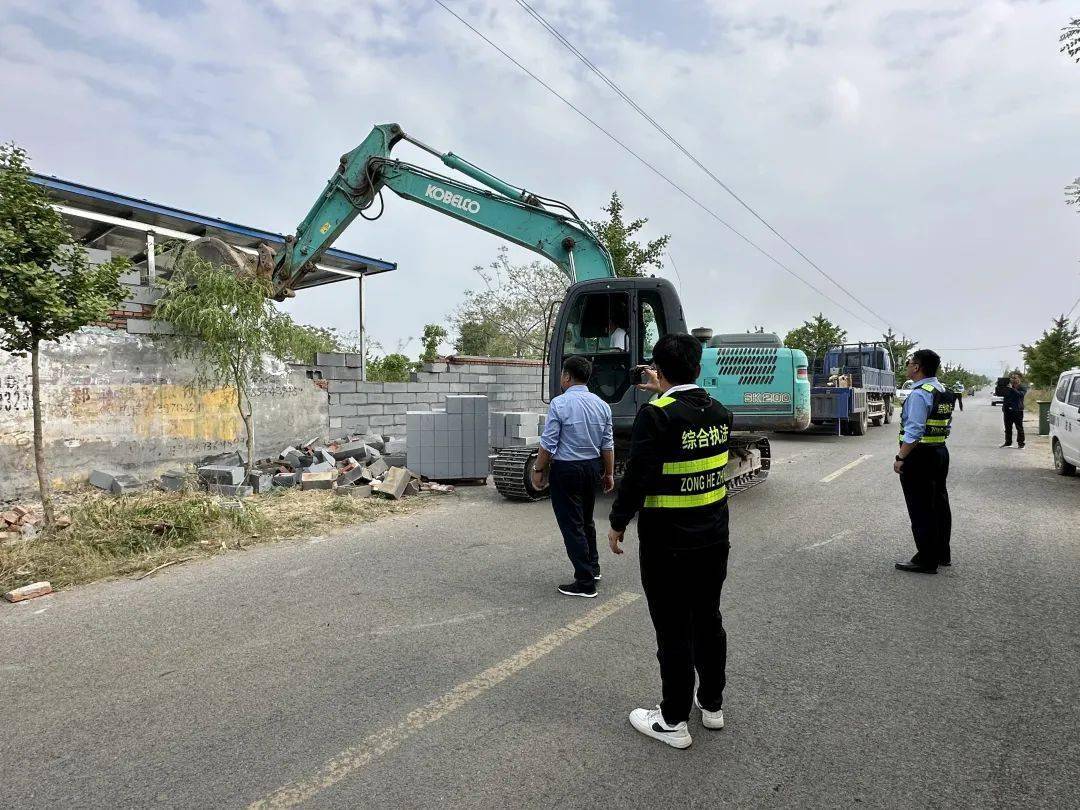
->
[899,383,956,446]
[644,394,730,510]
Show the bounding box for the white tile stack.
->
[489,411,547,449]
[406,395,489,480]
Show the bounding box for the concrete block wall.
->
[0,328,327,499]
[303,354,547,440]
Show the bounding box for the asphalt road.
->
[3,398,1077,809]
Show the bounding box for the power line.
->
[429,0,882,332]
[511,0,899,333]
[938,344,1023,351]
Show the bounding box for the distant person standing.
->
[894,349,956,575]
[1000,373,1027,448]
[952,381,965,411]
[532,356,615,598]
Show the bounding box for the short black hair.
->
[652,333,702,385]
[911,349,940,377]
[563,355,592,383]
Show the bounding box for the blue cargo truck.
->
[810,342,897,435]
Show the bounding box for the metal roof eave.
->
[29,173,397,277]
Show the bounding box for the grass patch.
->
[1,487,429,593]
[1024,387,1051,413]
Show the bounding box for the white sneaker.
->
[694,695,725,729]
[628,706,692,749]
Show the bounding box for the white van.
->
[1049,368,1080,475]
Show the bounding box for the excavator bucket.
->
[175,236,252,274]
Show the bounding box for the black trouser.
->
[548,458,601,584]
[899,445,951,566]
[1003,409,1025,446]
[639,539,729,725]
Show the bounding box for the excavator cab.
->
[549,277,686,440]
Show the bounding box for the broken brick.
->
[373,467,410,500]
[3,581,53,603]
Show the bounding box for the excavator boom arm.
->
[272,123,614,297]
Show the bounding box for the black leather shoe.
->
[895,561,937,574]
[999,442,1012,448]
[939,560,951,567]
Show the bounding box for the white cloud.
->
[1,0,1077,374]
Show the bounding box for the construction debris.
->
[373,466,412,500]
[89,469,143,495]
[3,581,54,603]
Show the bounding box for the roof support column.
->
[358,275,366,382]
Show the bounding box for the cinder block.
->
[248,472,273,494]
[446,396,463,414]
[327,381,357,393]
[198,465,246,486]
[316,352,346,367]
[88,469,120,491]
[272,472,298,488]
[301,469,338,490]
[345,353,363,368]
[160,470,188,492]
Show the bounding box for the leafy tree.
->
[1062,17,1080,62]
[291,323,342,360]
[0,144,127,525]
[783,314,847,365]
[454,320,514,357]
[153,255,321,474]
[367,353,412,382]
[588,191,671,278]
[1021,315,1080,386]
[882,328,918,373]
[452,246,567,359]
[420,323,448,365]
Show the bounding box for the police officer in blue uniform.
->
[894,349,956,574]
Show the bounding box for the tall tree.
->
[783,314,847,364]
[451,246,567,359]
[0,144,127,525]
[1021,315,1080,386]
[153,255,322,474]
[882,328,919,373]
[588,191,671,278]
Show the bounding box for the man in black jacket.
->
[1000,373,1027,448]
[608,333,733,750]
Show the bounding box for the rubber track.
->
[493,436,772,502]
[492,447,543,501]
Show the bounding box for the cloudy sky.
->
[2,0,1077,376]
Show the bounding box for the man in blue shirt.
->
[532,355,615,598]
[894,349,956,574]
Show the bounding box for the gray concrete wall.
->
[0,329,327,498]
[304,354,547,439]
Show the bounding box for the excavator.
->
[180,123,811,500]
